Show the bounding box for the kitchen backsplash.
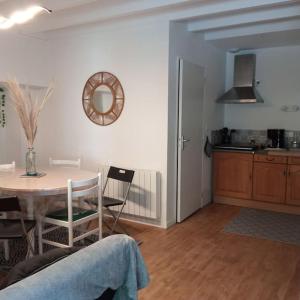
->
[211,129,300,147]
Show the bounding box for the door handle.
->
[182,138,191,143]
[180,136,191,150]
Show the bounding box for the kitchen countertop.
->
[267,149,300,157]
[213,148,300,157]
[212,148,256,154]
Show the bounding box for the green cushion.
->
[46,207,97,221]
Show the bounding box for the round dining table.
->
[0,167,98,219]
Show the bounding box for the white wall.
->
[0,32,50,165]
[0,19,226,228]
[167,22,226,226]
[33,19,170,227]
[225,45,300,130]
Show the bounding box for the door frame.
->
[175,57,207,222]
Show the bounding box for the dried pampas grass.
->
[6,79,54,148]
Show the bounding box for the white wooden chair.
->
[49,158,81,169]
[38,173,102,254]
[0,161,15,171]
[48,158,81,210]
[0,161,15,260]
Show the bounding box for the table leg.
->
[3,240,9,260]
[26,229,35,258]
[26,196,35,220]
[37,217,43,255]
[20,195,36,254]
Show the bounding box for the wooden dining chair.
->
[0,161,16,260]
[38,173,102,254]
[0,196,36,261]
[49,158,81,169]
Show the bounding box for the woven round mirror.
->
[82,72,125,126]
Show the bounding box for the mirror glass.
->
[92,85,113,113]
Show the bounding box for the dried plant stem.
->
[6,79,54,148]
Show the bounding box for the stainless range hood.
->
[217,54,264,104]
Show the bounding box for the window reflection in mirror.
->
[92,85,113,113]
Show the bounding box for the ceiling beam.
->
[22,0,299,34]
[207,28,300,50]
[21,0,213,33]
[167,0,298,22]
[205,19,300,40]
[187,3,300,32]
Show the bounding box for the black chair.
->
[99,166,134,235]
[0,196,36,260]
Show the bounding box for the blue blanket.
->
[0,235,149,300]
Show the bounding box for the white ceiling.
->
[0,0,300,50]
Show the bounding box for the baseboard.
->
[165,219,176,229]
[104,213,163,228]
[214,196,300,215]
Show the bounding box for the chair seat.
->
[103,196,124,207]
[0,219,36,239]
[46,207,97,222]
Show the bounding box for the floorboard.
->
[129,204,300,300]
[1,203,299,299]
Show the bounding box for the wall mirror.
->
[82,72,125,126]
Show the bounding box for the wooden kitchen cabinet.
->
[213,152,253,199]
[214,151,300,215]
[253,162,287,203]
[254,154,287,164]
[286,165,300,206]
[288,157,300,165]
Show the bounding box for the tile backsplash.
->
[211,129,300,147]
[231,130,267,145]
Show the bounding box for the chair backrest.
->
[0,161,15,171]
[67,173,102,221]
[107,166,135,183]
[49,158,81,169]
[0,196,21,212]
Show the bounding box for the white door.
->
[177,59,205,222]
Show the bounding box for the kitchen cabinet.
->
[254,154,287,164]
[213,151,300,215]
[286,165,300,206]
[213,152,253,199]
[288,157,300,165]
[253,162,286,203]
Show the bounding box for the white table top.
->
[0,167,98,196]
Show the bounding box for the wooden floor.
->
[126,204,300,300]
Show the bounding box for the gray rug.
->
[224,208,300,246]
[0,228,99,268]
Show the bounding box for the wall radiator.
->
[99,166,160,220]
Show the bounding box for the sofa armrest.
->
[0,247,81,289]
[0,235,149,300]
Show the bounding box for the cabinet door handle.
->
[266,157,275,161]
